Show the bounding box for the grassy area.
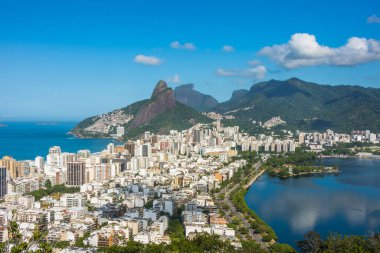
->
[28,184,80,201]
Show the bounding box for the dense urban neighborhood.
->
[0,118,379,252]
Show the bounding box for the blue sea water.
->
[0,122,119,160]
[245,158,380,249]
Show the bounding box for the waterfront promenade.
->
[215,155,270,249]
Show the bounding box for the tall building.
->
[66,162,85,186]
[0,209,7,243]
[60,153,77,168]
[77,150,90,159]
[369,133,377,143]
[125,141,135,156]
[116,126,125,137]
[299,133,305,144]
[193,129,202,143]
[0,167,7,198]
[34,156,44,170]
[144,131,151,140]
[49,146,61,155]
[107,143,115,154]
[0,156,22,179]
[216,118,221,131]
[141,144,151,158]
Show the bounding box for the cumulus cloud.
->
[134,55,162,65]
[167,74,181,84]
[222,45,235,52]
[367,14,380,24]
[216,65,267,80]
[259,33,380,69]
[170,41,196,50]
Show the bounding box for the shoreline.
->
[228,163,279,247]
[245,169,266,189]
[320,154,380,160]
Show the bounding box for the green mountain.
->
[174,83,218,112]
[214,78,380,133]
[71,80,211,139]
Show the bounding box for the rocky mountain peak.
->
[129,80,176,129]
[151,80,169,98]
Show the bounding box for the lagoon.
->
[245,158,380,248]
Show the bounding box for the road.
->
[215,155,269,248]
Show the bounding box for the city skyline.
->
[1,0,380,121]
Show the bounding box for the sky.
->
[0,0,380,121]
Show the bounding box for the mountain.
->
[71,80,211,139]
[215,78,380,133]
[174,84,218,112]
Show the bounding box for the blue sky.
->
[0,0,380,121]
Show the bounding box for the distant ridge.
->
[73,78,380,138]
[214,78,380,132]
[174,83,218,112]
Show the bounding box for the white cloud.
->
[167,74,181,84]
[367,14,380,24]
[241,65,267,79]
[216,68,236,76]
[216,65,267,80]
[222,45,235,52]
[248,59,261,66]
[134,55,162,65]
[170,41,196,50]
[259,33,380,69]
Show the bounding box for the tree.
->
[270,243,296,253]
[44,179,52,189]
[297,231,323,253]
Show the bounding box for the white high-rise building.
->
[369,133,377,143]
[34,156,44,170]
[49,146,61,155]
[107,143,115,154]
[116,126,125,137]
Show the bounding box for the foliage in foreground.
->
[298,231,380,253]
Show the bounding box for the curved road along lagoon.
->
[245,158,380,249]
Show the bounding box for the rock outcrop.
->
[128,80,176,129]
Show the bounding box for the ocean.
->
[0,122,119,160]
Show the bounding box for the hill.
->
[71,80,211,139]
[174,83,218,112]
[214,78,380,133]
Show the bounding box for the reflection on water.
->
[245,158,380,248]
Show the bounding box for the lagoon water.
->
[245,158,380,248]
[0,122,119,160]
